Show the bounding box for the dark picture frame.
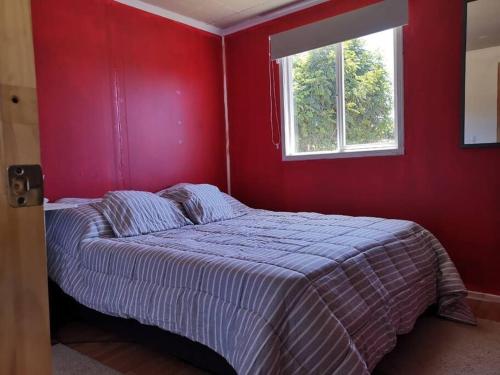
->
[461,0,500,148]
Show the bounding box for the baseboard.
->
[468,290,500,304]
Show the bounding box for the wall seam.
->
[105,1,125,189]
[222,36,231,195]
[106,0,131,190]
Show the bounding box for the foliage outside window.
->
[281,28,403,159]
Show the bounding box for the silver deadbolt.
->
[7,165,44,208]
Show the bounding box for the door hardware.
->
[7,165,44,208]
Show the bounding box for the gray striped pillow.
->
[160,184,236,224]
[97,191,192,237]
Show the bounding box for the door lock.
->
[7,165,44,208]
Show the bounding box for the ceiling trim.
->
[221,0,329,36]
[114,0,330,37]
[114,0,223,35]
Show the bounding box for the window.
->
[280,27,403,160]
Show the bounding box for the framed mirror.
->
[462,0,500,148]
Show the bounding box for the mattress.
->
[46,201,475,375]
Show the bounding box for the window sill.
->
[282,147,404,161]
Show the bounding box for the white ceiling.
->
[115,0,328,35]
[467,0,500,51]
[143,0,303,28]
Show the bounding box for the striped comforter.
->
[46,201,475,375]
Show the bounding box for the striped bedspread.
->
[46,202,475,375]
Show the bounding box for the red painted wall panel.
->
[31,0,226,199]
[31,0,119,199]
[225,0,500,294]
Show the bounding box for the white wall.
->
[464,45,500,144]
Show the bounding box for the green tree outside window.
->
[292,38,394,153]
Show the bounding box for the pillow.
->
[220,192,251,216]
[56,197,102,206]
[160,184,236,224]
[96,191,192,237]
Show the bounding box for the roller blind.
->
[270,0,408,60]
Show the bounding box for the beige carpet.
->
[375,317,500,375]
[52,344,122,374]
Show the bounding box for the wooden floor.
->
[53,299,500,375]
[55,322,208,375]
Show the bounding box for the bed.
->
[46,190,475,375]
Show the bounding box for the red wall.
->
[32,0,500,294]
[225,0,500,294]
[32,0,226,200]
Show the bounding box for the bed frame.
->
[48,280,236,375]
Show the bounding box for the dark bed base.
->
[48,280,237,375]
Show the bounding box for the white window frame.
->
[279,27,404,161]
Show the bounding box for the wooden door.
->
[0,0,52,374]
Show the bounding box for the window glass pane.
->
[291,45,338,153]
[343,29,396,147]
